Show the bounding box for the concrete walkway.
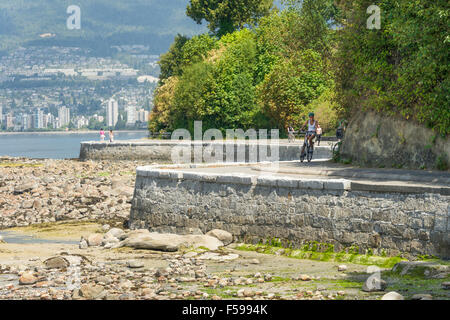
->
[174,160,450,195]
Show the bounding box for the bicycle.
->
[332,128,345,159]
[300,132,315,163]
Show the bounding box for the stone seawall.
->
[130,164,450,259]
[341,111,450,170]
[79,140,331,162]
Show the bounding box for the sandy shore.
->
[0,157,448,300]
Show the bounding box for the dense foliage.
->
[334,0,450,136]
[187,0,274,36]
[150,0,449,136]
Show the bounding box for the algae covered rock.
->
[391,261,449,278]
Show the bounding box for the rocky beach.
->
[0,157,449,300]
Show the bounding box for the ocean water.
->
[0,131,149,159]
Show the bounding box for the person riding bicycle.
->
[300,113,319,157]
[336,120,347,140]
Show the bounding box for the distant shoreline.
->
[0,130,149,136]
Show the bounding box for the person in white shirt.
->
[316,125,323,146]
[287,124,295,143]
[300,112,319,156]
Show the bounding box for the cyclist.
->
[300,112,319,157]
[336,120,347,141]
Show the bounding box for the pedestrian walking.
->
[316,125,322,146]
[288,125,295,143]
[100,128,105,142]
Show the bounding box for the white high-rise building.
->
[137,109,149,123]
[58,106,70,127]
[33,108,44,129]
[107,98,119,128]
[0,104,3,126]
[6,114,14,129]
[46,113,55,128]
[126,105,137,125]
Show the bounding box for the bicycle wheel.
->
[300,143,306,162]
[307,144,313,162]
[333,141,341,155]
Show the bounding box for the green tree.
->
[187,0,274,36]
[334,0,450,136]
[158,34,189,83]
[258,49,332,130]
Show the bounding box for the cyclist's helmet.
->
[308,112,315,117]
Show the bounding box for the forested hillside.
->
[150,0,449,139]
[0,0,206,53]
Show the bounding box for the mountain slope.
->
[0,0,206,53]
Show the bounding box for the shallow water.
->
[0,131,148,159]
[0,231,78,245]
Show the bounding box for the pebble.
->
[127,260,144,269]
[338,265,348,272]
[19,272,38,285]
[300,274,312,281]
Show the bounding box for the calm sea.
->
[0,131,149,159]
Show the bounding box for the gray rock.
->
[391,261,449,278]
[127,260,144,269]
[183,252,198,258]
[79,238,88,249]
[14,183,37,195]
[338,265,348,272]
[19,272,37,285]
[106,228,125,239]
[79,284,105,300]
[381,292,404,300]
[118,232,223,252]
[44,256,69,269]
[362,277,387,292]
[102,233,120,246]
[442,282,450,290]
[411,294,433,300]
[87,233,103,247]
[206,229,233,245]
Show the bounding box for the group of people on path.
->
[287,113,322,146]
[287,113,347,158]
[99,129,114,143]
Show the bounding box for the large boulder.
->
[392,261,449,278]
[381,292,404,300]
[182,234,224,251]
[87,233,103,247]
[106,228,125,239]
[206,229,233,246]
[118,231,224,252]
[79,284,105,300]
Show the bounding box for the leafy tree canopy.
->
[187,0,274,36]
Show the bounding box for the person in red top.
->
[100,128,105,142]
